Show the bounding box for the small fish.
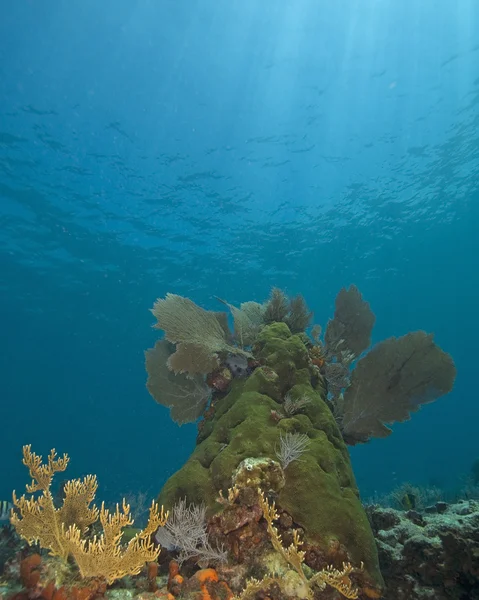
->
[400,492,417,511]
[0,500,13,521]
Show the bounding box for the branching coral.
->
[11,445,168,584]
[63,500,166,583]
[245,491,360,600]
[11,446,94,560]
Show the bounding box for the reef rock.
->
[367,499,479,599]
[158,323,383,596]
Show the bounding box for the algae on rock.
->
[157,322,383,589]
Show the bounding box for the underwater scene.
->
[1,1,478,599]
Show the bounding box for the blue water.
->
[1,0,478,506]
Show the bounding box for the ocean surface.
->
[0,0,478,506]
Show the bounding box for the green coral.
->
[157,323,382,587]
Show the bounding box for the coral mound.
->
[158,322,383,596]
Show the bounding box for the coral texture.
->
[157,323,383,593]
[367,500,479,599]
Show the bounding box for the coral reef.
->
[146,286,455,442]
[157,322,383,596]
[2,284,458,599]
[144,284,456,598]
[367,500,479,599]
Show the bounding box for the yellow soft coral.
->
[11,445,168,584]
[63,499,167,583]
[254,490,360,600]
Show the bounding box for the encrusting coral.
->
[10,445,168,584]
